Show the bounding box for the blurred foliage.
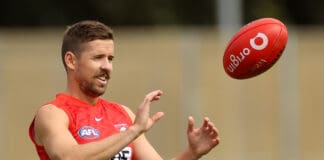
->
[0,0,323,26]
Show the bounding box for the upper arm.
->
[121,105,163,160]
[34,104,78,159]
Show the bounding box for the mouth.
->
[96,74,109,85]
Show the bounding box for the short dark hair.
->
[61,20,114,70]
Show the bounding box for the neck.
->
[65,89,99,106]
[65,82,99,106]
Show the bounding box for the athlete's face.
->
[74,39,114,97]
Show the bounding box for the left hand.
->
[186,116,220,159]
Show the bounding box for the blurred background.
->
[1,0,324,159]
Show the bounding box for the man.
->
[29,20,220,160]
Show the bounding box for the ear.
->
[65,51,77,70]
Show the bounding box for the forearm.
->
[171,147,201,160]
[59,126,141,160]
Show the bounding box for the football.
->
[223,18,288,79]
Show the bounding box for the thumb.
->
[151,112,165,123]
[144,112,164,131]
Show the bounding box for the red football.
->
[223,18,288,79]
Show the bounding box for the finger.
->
[207,121,215,131]
[203,117,210,128]
[216,137,220,145]
[213,126,220,137]
[187,116,194,133]
[213,135,221,146]
[211,137,220,147]
[151,112,165,123]
[198,118,209,133]
[152,91,163,101]
[143,90,163,104]
[209,128,220,145]
[209,127,218,137]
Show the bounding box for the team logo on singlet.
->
[78,126,100,139]
[114,123,128,132]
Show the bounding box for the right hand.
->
[133,90,164,133]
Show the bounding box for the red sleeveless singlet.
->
[29,94,136,160]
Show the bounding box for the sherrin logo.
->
[227,32,269,73]
[78,126,100,139]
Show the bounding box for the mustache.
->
[95,70,110,79]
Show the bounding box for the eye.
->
[108,55,114,62]
[93,54,105,60]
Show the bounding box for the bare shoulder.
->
[35,104,68,124]
[34,104,69,145]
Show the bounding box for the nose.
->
[101,59,113,73]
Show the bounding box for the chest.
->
[67,106,132,144]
